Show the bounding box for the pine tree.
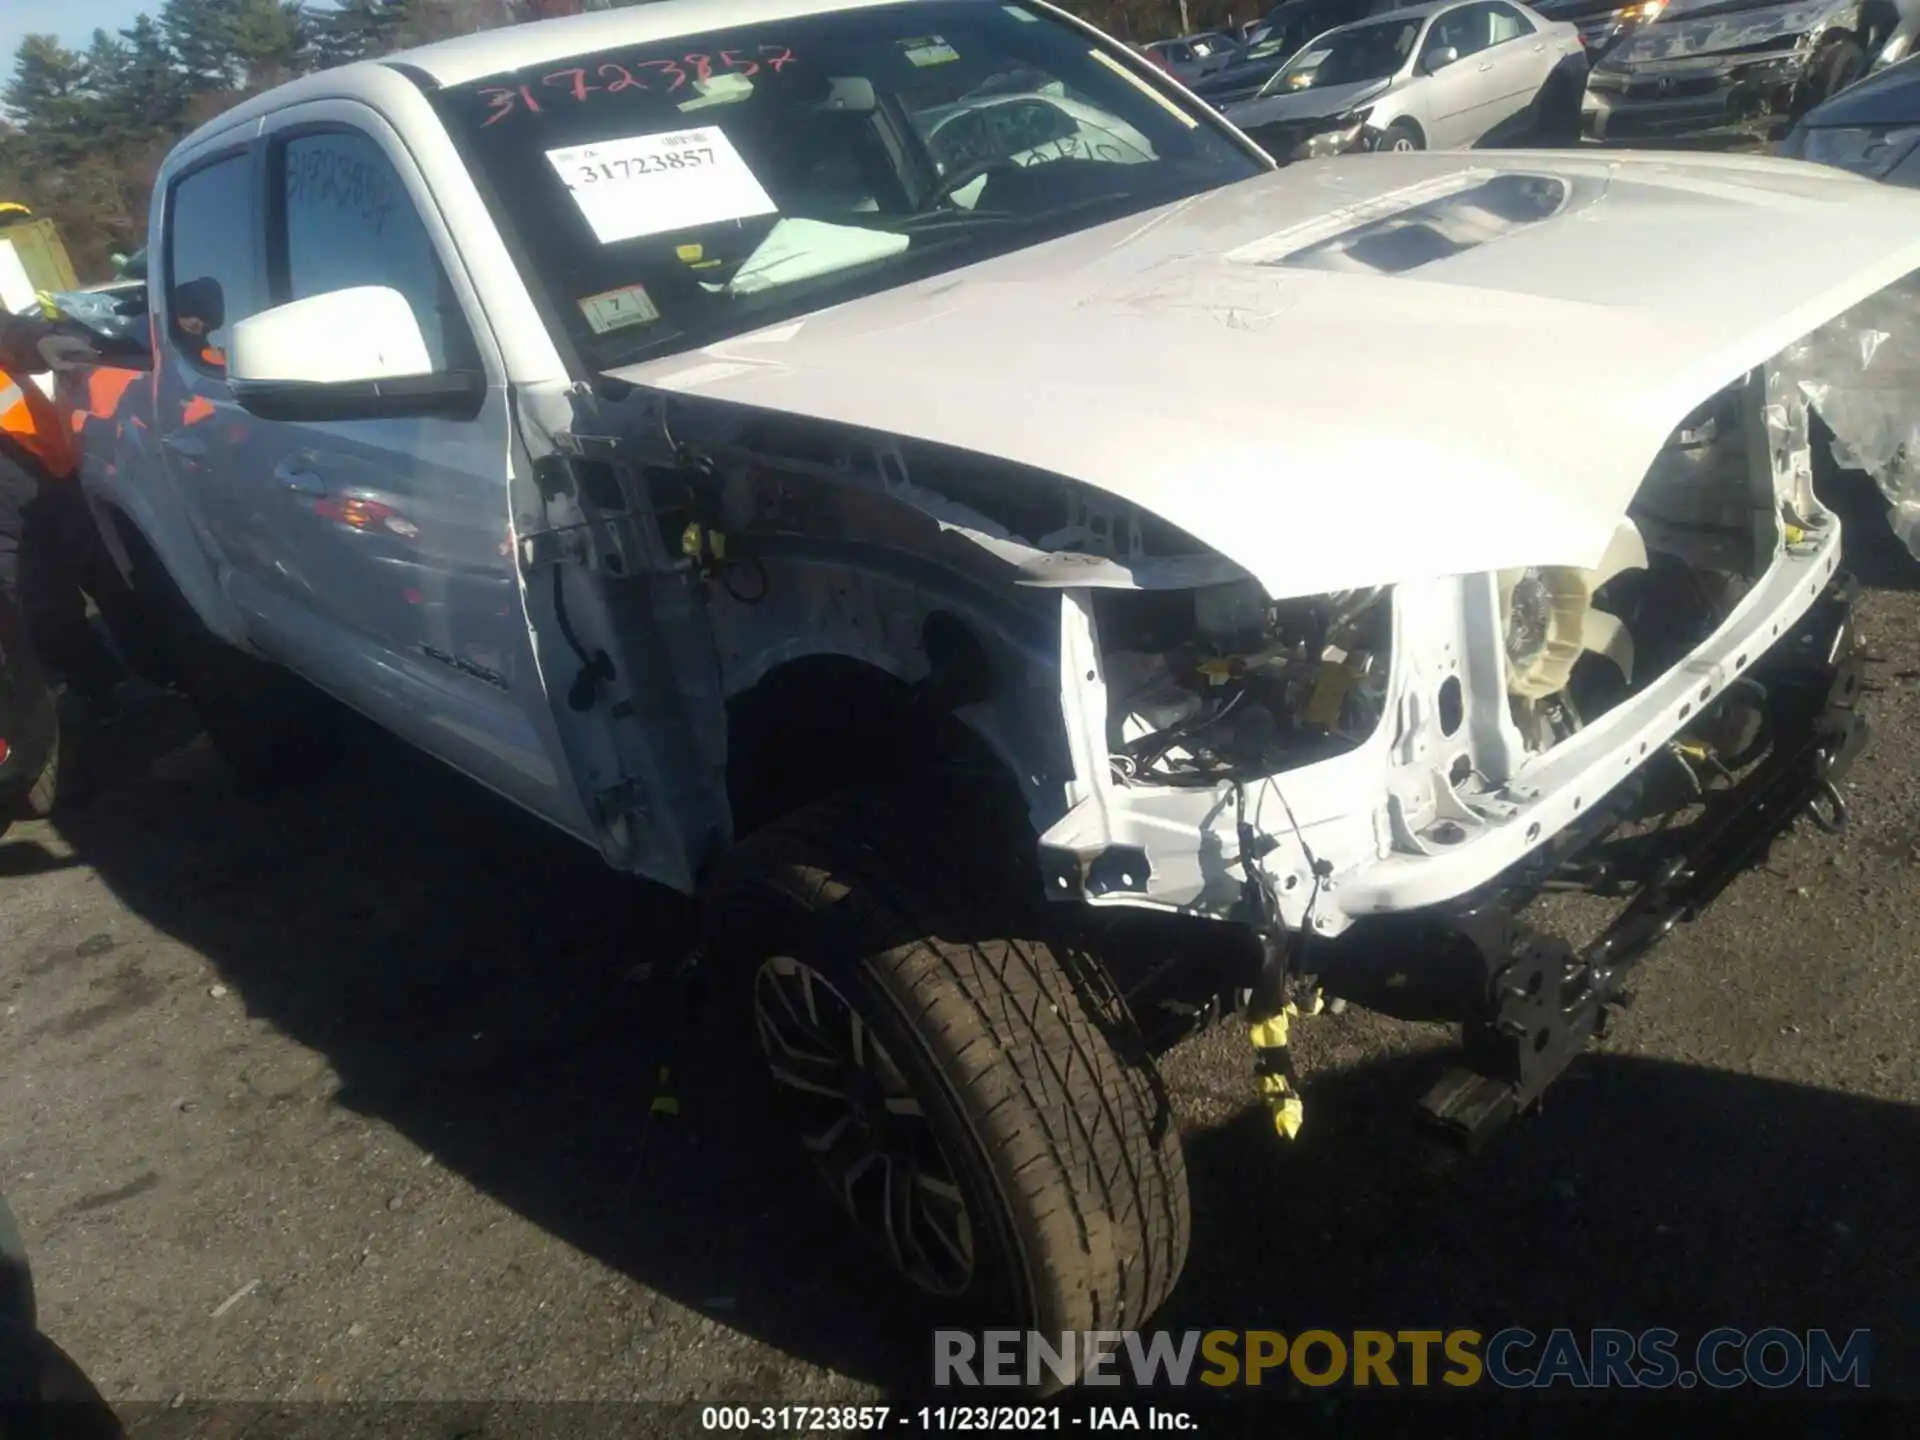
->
[312,0,413,68]
[229,0,313,88]
[2,36,93,167]
[159,0,312,92]
[157,0,237,90]
[112,16,195,141]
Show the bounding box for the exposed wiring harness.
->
[1233,773,1331,1142]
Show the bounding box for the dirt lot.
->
[3,482,1918,1424]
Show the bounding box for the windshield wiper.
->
[885,188,1148,235]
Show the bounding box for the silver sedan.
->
[1222,0,1587,160]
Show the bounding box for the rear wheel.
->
[705,781,1190,1365]
[116,523,340,790]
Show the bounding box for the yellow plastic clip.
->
[1303,661,1360,728]
[1784,523,1806,547]
[679,522,727,567]
[1248,1001,1305,1141]
[1248,1007,1291,1051]
[649,1065,680,1117]
[1256,1072,1305,1141]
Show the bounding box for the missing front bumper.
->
[1335,573,1867,1147]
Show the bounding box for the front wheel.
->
[1376,119,1424,153]
[705,783,1190,1367]
[1804,38,1867,114]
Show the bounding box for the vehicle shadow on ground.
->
[33,712,1920,1400]
[1167,1052,1918,1396]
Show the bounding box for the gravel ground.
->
[2,481,1918,1426]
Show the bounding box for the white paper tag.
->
[1003,4,1040,18]
[903,36,962,67]
[546,125,778,245]
[577,283,661,334]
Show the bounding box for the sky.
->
[1,0,155,73]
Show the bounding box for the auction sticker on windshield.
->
[902,35,962,66]
[577,282,661,334]
[545,125,777,244]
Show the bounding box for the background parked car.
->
[1871,0,1920,69]
[1528,0,1668,59]
[1142,31,1243,82]
[1223,0,1587,156]
[1779,49,1920,180]
[1193,0,1415,104]
[1583,0,1885,144]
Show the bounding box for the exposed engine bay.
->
[1095,372,1783,797]
[1097,582,1393,787]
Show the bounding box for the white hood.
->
[610,150,1920,600]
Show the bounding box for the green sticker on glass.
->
[902,35,962,66]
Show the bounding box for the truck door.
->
[209,104,584,837]
[150,145,271,617]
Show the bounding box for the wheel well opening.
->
[725,645,1013,840]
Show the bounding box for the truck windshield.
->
[432,0,1263,370]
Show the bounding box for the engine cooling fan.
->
[1498,517,1648,733]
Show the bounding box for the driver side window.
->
[1430,4,1493,58]
[1485,2,1534,43]
[272,129,478,373]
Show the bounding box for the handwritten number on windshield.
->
[484,45,797,123]
[544,67,597,102]
[638,58,688,90]
[480,84,546,126]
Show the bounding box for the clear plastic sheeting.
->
[1772,269,1920,556]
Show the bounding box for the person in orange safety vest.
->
[0,306,132,719]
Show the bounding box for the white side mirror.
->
[226,285,483,422]
[230,285,432,385]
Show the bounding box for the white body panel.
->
[67,0,1920,924]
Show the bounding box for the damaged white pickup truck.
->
[69,0,1920,1349]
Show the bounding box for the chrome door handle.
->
[274,459,327,495]
[159,431,206,458]
[1477,61,1494,71]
